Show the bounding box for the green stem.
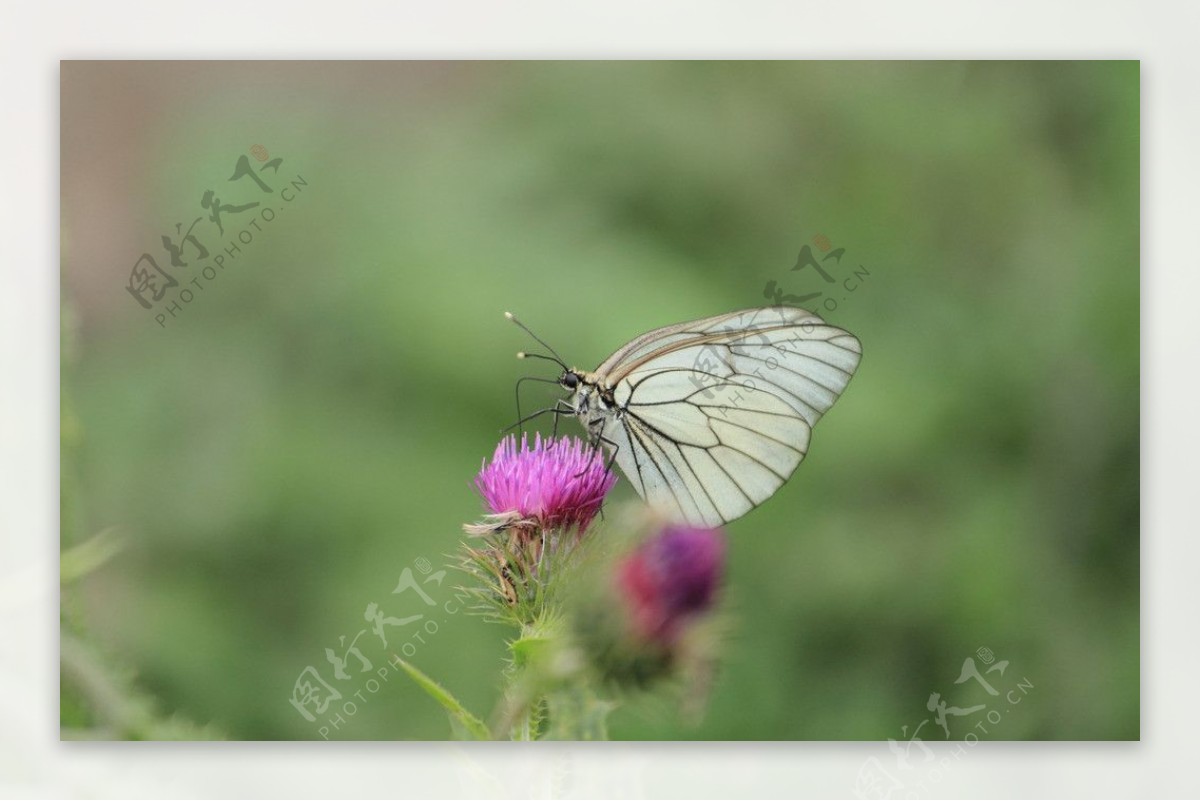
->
[510,693,542,741]
[501,618,554,740]
[545,682,615,740]
[498,613,616,740]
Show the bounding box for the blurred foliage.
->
[61,61,1138,740]
[62,361,221,740]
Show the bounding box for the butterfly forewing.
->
[594,306,861,527]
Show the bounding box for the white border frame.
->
[4,1,1196,796]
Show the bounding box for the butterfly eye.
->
[561,372,580,390]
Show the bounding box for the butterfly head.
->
[559,370,581,391]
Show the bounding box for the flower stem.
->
[498,613,616,740]
[500,618,555,740]
[545,682,615,740]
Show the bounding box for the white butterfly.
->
[507,307,862,527]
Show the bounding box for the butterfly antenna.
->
[505,312,568,368]
[516,351,567,368]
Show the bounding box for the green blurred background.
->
[60,61,1138,740]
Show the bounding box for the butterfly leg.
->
[576,423,619,477]
[512,375,566,437]
[584,433,621,522]
[600,434,620,475]
[501,401,573,435]
[549,398,575,443]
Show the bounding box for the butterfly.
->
[507,307,862,527]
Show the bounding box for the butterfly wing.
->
[597,306,862,526]
[595,309,768,377]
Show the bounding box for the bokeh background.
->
[60,61,1138,740]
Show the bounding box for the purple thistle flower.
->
[471,433,617,535]
[618,524,726,645]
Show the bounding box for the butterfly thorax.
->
[568,376,619,429]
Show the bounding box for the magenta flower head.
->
[617,524,727,645]
[469,433,617,536]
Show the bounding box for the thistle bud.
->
[617,524,726,646]
[567,517,728,697]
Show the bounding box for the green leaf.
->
[61,528,125,584]
[395,658,491,740]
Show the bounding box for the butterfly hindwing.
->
[595,307,861,526]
